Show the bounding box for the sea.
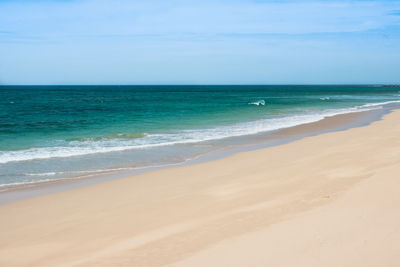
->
[1,85,400,189]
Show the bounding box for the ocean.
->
[1,85,399,188]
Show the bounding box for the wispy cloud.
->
[0,0,399,84]
[1,0,400,41]
[389,10,400,16]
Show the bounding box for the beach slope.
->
[1,111,400,267]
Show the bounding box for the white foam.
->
[0,178,56,189]
[249,100,265,106]
[24,172,58,176]
[0,102,395,164]
[20,168,136,178]
[359,100,400,108]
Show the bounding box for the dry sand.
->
[0,110,399,267]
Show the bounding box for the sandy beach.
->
[1,109,400,267]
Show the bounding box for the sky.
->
[0,0,400,85]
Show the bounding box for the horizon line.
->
[1,83,400,87]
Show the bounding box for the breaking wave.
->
[1,101,395,164]
[249,100,265,106]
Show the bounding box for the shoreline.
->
[0,104,396,205]
[0,107,400,266]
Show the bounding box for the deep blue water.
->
[1,85,399,187]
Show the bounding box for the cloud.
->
[389,10,400,16]
[0,0,400,84]
[0,0,399,43]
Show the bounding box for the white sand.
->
[1,110,400,267]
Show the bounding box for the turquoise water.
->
[1,85,400,187]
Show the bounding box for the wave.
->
[249,100,265,106]
[0,157,203,190]
[0,178,57,190]
[23,172,58,176]
[22,167,134,177]
[0,169,134,189]
[67,132,148,142]
[358,100,400,108]
[0,101,398,164]
[320,97,330,100]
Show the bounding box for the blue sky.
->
[0,0,400,85]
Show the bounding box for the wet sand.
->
[0,109,400,266]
